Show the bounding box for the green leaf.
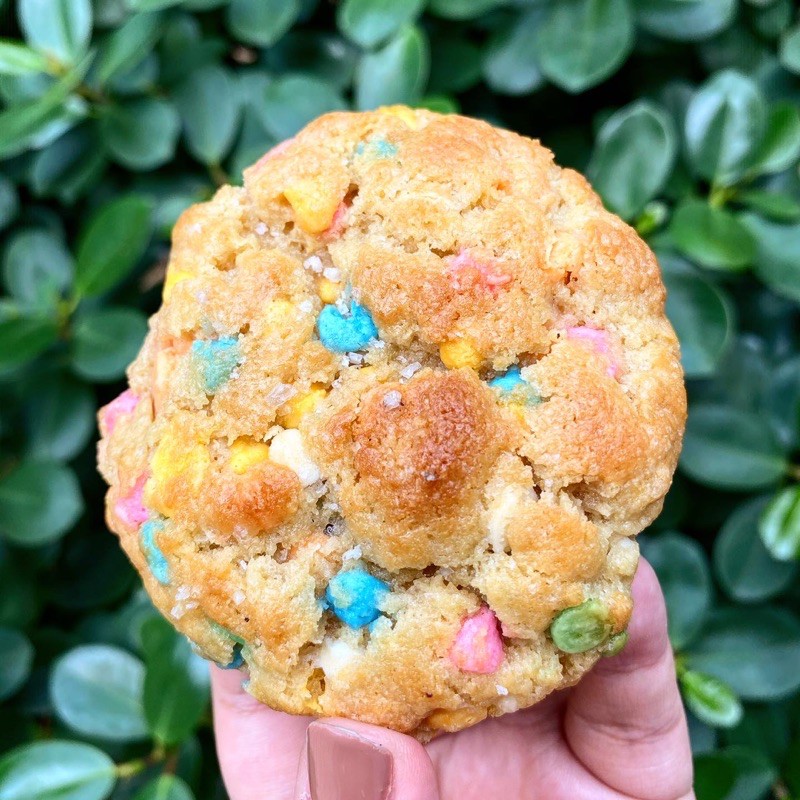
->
[537,0,634,93]
[0,41,49,76]
[355,25,429,110]
[259,75,346,141]
[779,24,800,75]
[687,607,800,700]
[720,746,778,800]
[0,315,59,371]
[684,70,767,185]
[670,199,755,271]
[71,307,148,382]
[50,644,148,742]
[759,485,800,561]
[2,228,73,307]
[18,0,92,63]
[739,212,800,303]
[747,102,800,177]
[636,0,736,43]
[74,194,152,297]
[680,670,743,728]
[427,0,505,18]
[30,125,106,203]
[737,189,800,222]
[588,100,676,220]
[713,496,797,602]
[226,0,302,48]
[694,752,737,800]
[173,65,241,165]
[94,11,161,86]
[483,9,546,96]
[24,375,95,461]
[133,775,194,800]
[641,531,712,649]
[724,704,792,766]
[416,94,458,114]
[101,97,180,171]
[0,742,114,800]
[127,0,182,9]
[338,0,424,49]
[429,35,482,95]
[0,54,92,160]
[0,628,33,702]
[265,32,358,91]
[141,617,210,747]
[681,404,788,491]
[0,460,83,547]
[663,272,732,379]
[0,175,18,231]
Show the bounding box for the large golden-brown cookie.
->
[97,107,686,739]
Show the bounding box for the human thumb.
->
[294,718,440,800]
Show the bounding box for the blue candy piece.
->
[221,643,245,670]
[488,366,540,405]
[317,301,378,353]
[325,568,389,628]
[355,138,398,159]
[140,520,170,585]
[192,336,241,392]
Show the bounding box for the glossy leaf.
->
[71,307,148,382]
[101,97,181,170]
[779,24,800,74]
[2,228,73,307]
[483,9,546,96]
[355,25,429,110]
[641,531,712,650]
[0,315,59,371]
[588,100,676,220]
[713,496,797,602]
[0,460,83,547]
[74,195,152,297]
[740,212,800,304]
[637,0,736,43]
[427,0,504,18]
[681,404,788,490]
[0,41,49,76]
[338,0,424,48]
[737,189,800,222]
[133,775,194,800]
[0,741,115,800]
[670,199,755,271]
[681,670,743,728]
[259,76,346,141]
[748,102,800,176]
[18,0,92,63]
[226,0,302,48]
[759,485,800,561]
[0,629,33,702]
[537,0,634,93]
[687,607,800,700]
[94,11,161,86]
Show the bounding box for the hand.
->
[212,559,695,800]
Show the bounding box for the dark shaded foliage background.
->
[1,0,800,798]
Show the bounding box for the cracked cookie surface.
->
[97,107,686,738]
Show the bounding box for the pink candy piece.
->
[449,607,504,674]
[448,250,512,295]
[324,200,349,239]
[102,389,139,435]
[566,326,622,379]
[114,474,149,528]
[252,137,295,171]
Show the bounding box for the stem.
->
[708,184,736,208]
[209,162,229,187]
[787,464,800,481]
[116,758,147,779]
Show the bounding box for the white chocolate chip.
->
[303,255,324,273]
[382,390,402,408]
[400,362,421,379]
[323,267,341,282]
[342,545,362,561]
[496,684,509,696]
[269,428,321,486]
[487,485,523,553]
[316,638,360,678]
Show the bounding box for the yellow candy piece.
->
[317,278,342,304]
[439,338,482,370]
[148,431,210,516]
[284,179,340,234]
[278,384,328,429]
[229,437,272,474]
[379,105,420,129]
[163,269,193,300]
[264,299,296,324]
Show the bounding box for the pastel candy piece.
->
[210,622,247,669]
[325,567,390,628]
[355,138,398,159]
[325,201,349,238]
[488,366,540,406]
[448,250,512,293]
[140,520,170,585]
[449,606,504,674]
[222,643,245,670]
[114,474,149,528]
[103,389,139,435]
[252,137,295,170]
[284,178,342,234]
[192,336,241,392]
[317,301,378,353]
[566,326,621,379]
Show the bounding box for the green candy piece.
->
[549,599,613,653]
[601,630,629,657]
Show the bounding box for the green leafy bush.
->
[0,1,799,798]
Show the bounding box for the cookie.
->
[97,106,686,738]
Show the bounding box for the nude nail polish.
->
[307,723,393,800]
